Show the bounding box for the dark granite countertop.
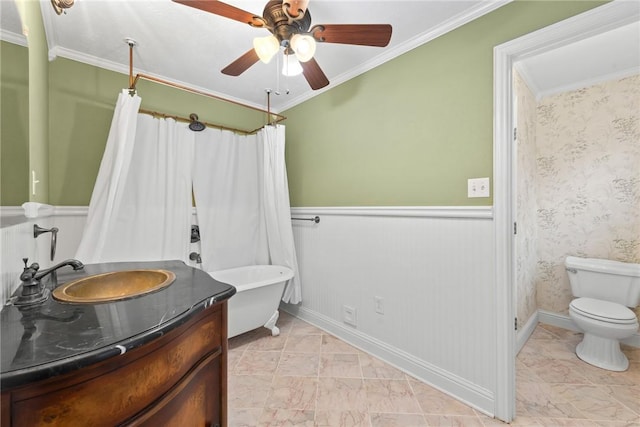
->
[0,260,235,389]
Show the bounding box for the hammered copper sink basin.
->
[52,269,176,303]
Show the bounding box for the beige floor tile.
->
[518,342,556,367]
[315,410,370,427]
[369,412,427,427]
[526,359,590,384]
[622,345,640,363]
[536,339,581,361]
[537,324,583,343]
[230,329,265,350]
[410,380,477,416]
[549,384,639,422]
[283,334,322,353]
[288,319,324,335]
[275,311,295,335]
[321,334,360,353]
[320,353,362,378]
[228,348,245,371]
[359,352,405,380]
[624,362,640,385]
[364,378,422,414]
[530,327,560,341]
[608,384,640,415]
[235,351,281,376]
[516,359,544,383]
[589,421,640,427]
[276,352,320,377]
[423,414,484,426]
[264,376,318,411]
[226,319,640,426]
[568,358,639,386]
[229,374,274,409]
[316,377,368,412]
[535,417,599,426]
[516,382,584,419]
[247,332,288,352]
[257,408,315,427]
[229,408,263,427]
[477,413,541,426]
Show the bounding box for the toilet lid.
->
[570,297,638,324]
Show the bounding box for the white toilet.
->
[565,256,640,371]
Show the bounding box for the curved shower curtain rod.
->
[126,40,285,135]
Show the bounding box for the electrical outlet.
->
[343,305,357,327]
[467,177,490,198]
[374,296,384,314]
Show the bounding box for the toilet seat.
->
[570,297,637,325]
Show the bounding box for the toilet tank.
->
[565,256,640,307]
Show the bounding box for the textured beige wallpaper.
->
[535,74,640,317]
[515,74,640,321]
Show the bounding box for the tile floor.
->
[227,312,640,426]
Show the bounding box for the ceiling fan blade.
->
[300,58,329,90]
[172,0,264,27]
[310,24,392,47]
[221,49,260,76]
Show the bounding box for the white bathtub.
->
[208,265,294,338]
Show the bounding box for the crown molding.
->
[0,29,27,47]
[277,0,512,111]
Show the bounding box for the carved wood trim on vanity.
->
[1,301,228,427]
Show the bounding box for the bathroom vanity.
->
[0,260,236,427]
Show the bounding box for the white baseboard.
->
[280,303,495,418]
[516,311,539,355]
[538,309,640,348]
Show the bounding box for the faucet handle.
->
[21,258,39,273]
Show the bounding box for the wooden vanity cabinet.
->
[1,301,228,427]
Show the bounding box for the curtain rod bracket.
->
[125,38,138,90]
[265,89,272,126]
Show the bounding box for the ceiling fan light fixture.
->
[282,0,309,20]
[282,54,303,76]
[51,0,74,15]
[290,33,316,62]
[253,35,280,63]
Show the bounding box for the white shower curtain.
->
[76,92,194,263]
[260,125,301,304]
[192,129,269,271]
[192,124,301,304]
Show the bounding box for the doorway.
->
[493,1,640,422]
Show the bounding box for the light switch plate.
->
[468,177,490,198]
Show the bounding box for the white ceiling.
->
[2,1,638,111]
[1,0,509,111]
[516,20,640,99]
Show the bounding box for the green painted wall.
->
[0,51,267,206]
[284,0,606,207]
[2,1,606,207]
[47,58,266,205]
[1,41,29,205]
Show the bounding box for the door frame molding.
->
[492,1,639,422]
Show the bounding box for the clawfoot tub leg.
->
[263,310,280,336]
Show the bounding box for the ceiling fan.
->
[172,0,392,90]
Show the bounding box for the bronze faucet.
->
[14,258,84,306]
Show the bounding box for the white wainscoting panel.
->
[1,207,88,305]
[2,205,501,415]
[1,221,38,305]
[283,206,497,416]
